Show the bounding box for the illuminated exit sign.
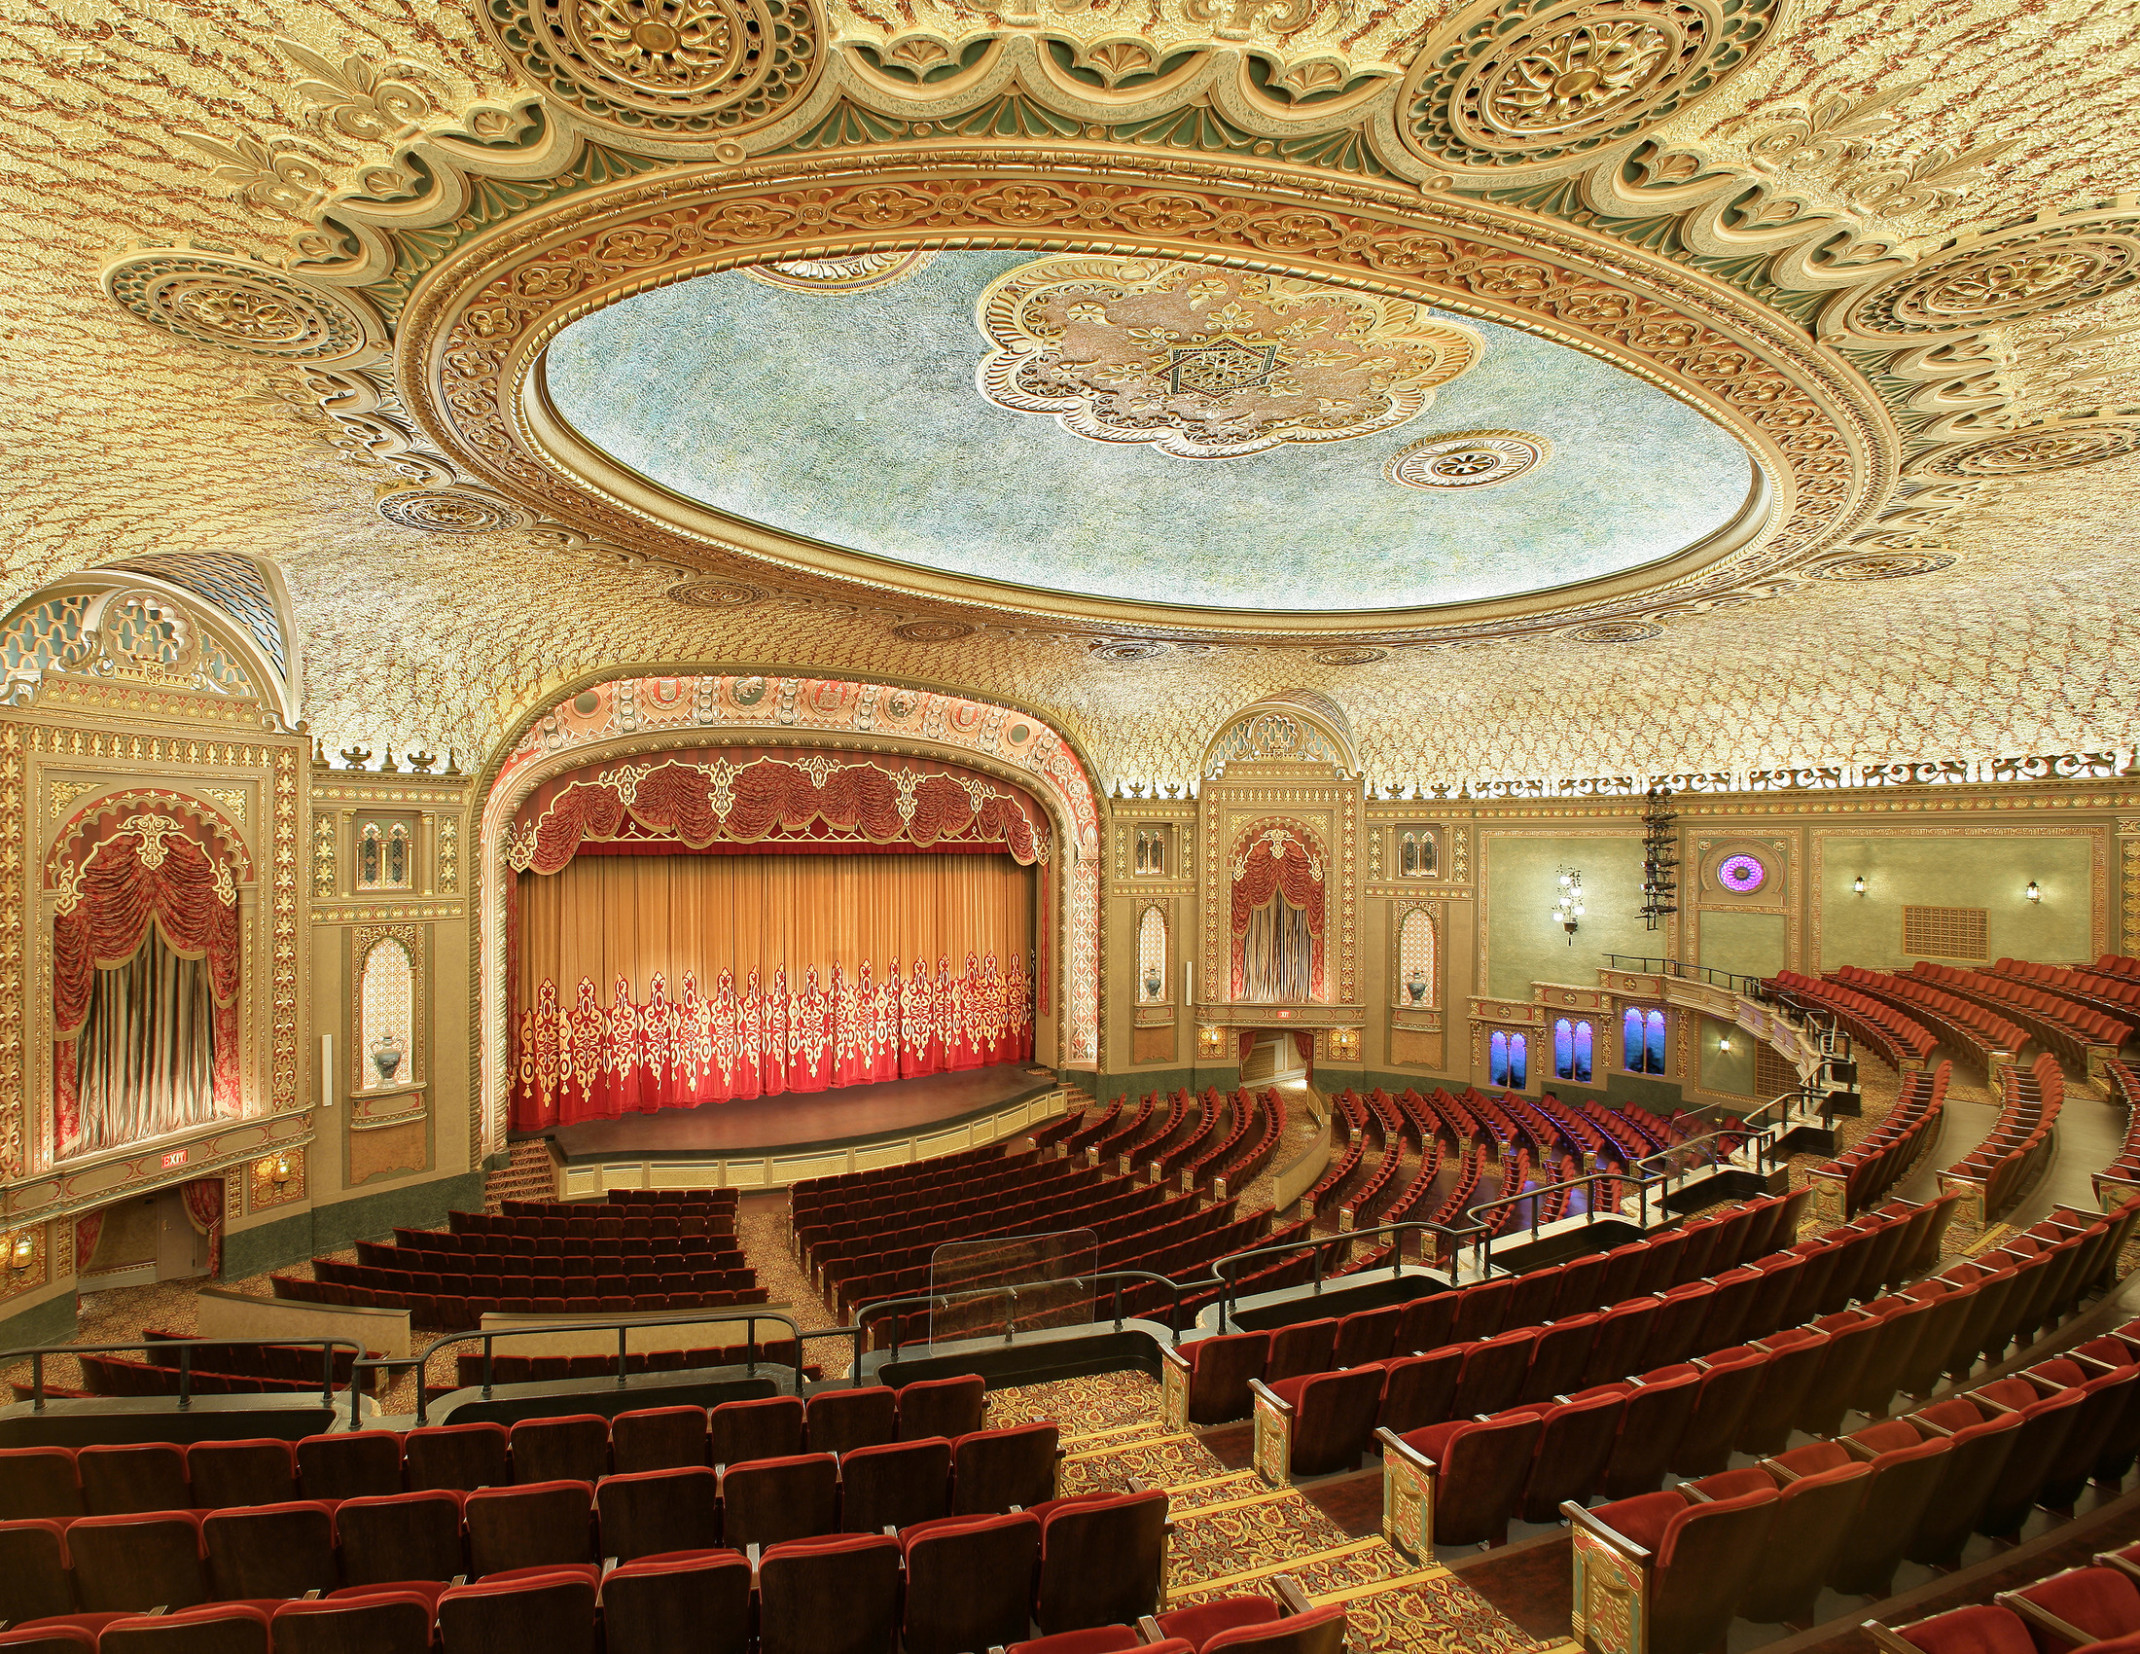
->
[161,1147,189,1169]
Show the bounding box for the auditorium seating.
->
[1940,1053,2064,1223]
[1832,965,2027,1067]
[272,1197,762,1329]
[1809,1062,1950,1218]
[1911,961,2132,1065]
[1770,970,1940,1067]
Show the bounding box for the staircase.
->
[485,1138,560,1211]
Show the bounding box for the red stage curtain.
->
[53,831,240,1158]
[180,1176,223,1277]
[511,852,1034,1128]
[1229,832,1325,999]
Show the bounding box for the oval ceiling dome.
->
[541,249,1760,617]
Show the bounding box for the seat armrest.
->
[1274,1576,1312,1616]
[1158,1344,1191,1374]
[1758,1457,1801,1483]
[1138,1617,1166,1644]
[1248,1379,1293,1418]
[1996,1593,2095,1652]
[1969,1393,2021,1416]
[1375,1426,1434,1472]
[1840,1436,1881,1459]
[2095,1552,2140,1585]
[1563,1504,1652,1561]
[1863,1626,1937,1654]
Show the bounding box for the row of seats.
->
[0,1422,1070,1625]
[2099,1059,2140,1201]
[0,1487,1203,1654]
[1992,957,2140,1021]
[1181,1089,1285,1196]
[1569,1310,2140,1654]
[443,1336,816,1395]
[1873,1546,2140,1654]
[1813,1062,1951,1218]
[1834,965,2027,1064]
[1943,1052,2064,1221]
[1912,960,2132,1062]
[794,1151,1087,1259]
[459,1206,737,1240]
[272,1271,768,1327]
[0,1378,993,1521]
[1770,970,1940,1067]
[75,1357,351,1403]
[1250,1190,1969,1484]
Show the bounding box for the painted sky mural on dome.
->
[543,250,1757,615]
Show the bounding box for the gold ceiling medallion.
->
[1906,412,2140,478]
[973,257,1484,459]
[1091,640,1176,661]
[1312,646,1389,665]
[376,487,534,534]
[668,579,767,608]
[1824,199,2140,342]
[1811,551,1956,580]
[101,248,385,364]
[892,620,976,641]
[743,252,939,293]
[1569,620,1662,642]
[1385,429,1550,489]
[1399,0,1780,177]
[478,0,821,137]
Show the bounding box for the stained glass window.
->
[1574,1020,1593,1083]
[1624,1008,1667,1073]
[1490,1031,1509,1088]
[1509,1034,1528,1090]
[1554,1018,1573,1079]
[1645,1010,1667,1073]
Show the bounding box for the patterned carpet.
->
[991,1370,1553,1654]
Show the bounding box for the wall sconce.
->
[1852,876,1866,896]
[1717,1033,1735,1055]
[1197,1023,1228,1057]
[1330,1027,1361,1062]
[2026,880,2042,903]
[6,1232,33,1273]
[271,1154,291,1188]
[1552,867,1585,944]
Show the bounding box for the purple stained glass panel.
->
[1719,853,1766,894]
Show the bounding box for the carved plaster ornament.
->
[743,252,939,292]
[1386,430,1551,489]
[975,257,1483,459]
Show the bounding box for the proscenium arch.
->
[393,147,1882,642]
[465,665,1108,1156]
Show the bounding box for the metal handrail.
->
[379,1311,804,1428]
[1601,955,1767,996]
[1206,1220,1447,1331]
[1460,1167,1646,1263]
[853,1269,1184,1362]
[0,1337,364,1415]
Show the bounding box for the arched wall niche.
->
[468,667,1106,1157]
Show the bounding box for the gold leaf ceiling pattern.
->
[0,0,2136,790]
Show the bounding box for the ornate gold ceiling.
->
[1,0,2136,788]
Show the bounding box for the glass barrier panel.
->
[926,1228,1099,1348]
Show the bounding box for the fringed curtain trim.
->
[1228,827,1326,1000]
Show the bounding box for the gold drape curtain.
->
[512,852,1035,1126]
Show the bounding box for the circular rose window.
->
[1718,853,1766,895]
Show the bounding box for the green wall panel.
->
[1699,1013,1755,1095]
[1699,909,1788,980]
[1818,833,2095,973]
[1486,834,1648,1001]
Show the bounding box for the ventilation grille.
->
[1902,905,1989,960]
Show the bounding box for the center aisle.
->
[990,1373,1562,1654]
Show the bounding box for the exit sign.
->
[161,1147,188,1169]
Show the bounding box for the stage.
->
[540,1063,1067,1197]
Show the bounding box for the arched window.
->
[1398,910,1436,1006]
[357,821,412,892]
[1135,827,1167,876]
[1623,1008,1667,1073]
[1490,1031,1510,1088]
[1554,1018,1573,1079]
[1574,1020,1593,1083]
[1137,906,1167,1003]
[358,937,415,1089]
[1508,1033,1528,1090]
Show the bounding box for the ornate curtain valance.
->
[50,807,243,1152]
[506,748,1051,875]
[1229,824,1328,1000]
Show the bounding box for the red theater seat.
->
[598,1550,752,1654]
[757,1533,903,1654]
[899,1511,1043,1654]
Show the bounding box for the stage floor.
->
[541,1063,1055,1163]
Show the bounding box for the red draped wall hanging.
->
[509,750,1042,1129]
[180,1177,224,1277]
[50,804,244,1157]
[1228,824,1327,1000]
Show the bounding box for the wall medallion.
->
[376,488,534,533]
[479,0,821,136]
[744,252,938,293]
[1827,202,2140,341]
[1568,619,1662,642]
[1909,414,2140,478]
[974,257,1482,460]
[1812,550,1956,580]
[1385,429,1550,489]
[892,619,976,642]
[101,249,384,364]
[1399,0,1779,174]
[669,579,767,609]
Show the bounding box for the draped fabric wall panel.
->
[71,933,215,1156]
[512,852,1034,1128]
[1229,833,1326,1001]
